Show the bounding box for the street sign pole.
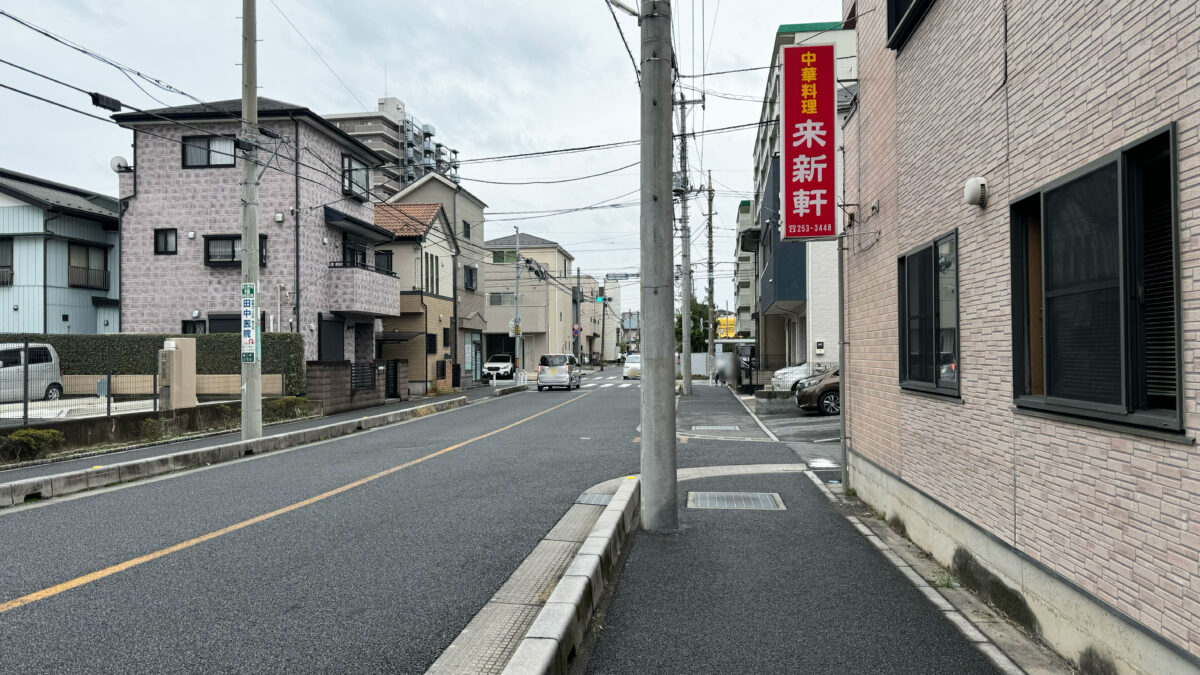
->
[239,0,262,440]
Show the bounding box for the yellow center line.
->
[0,391,592,615]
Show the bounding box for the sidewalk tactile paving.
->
[546,503,605,541]
[425,602,542,675]
[491,539,580,605]
[686,491,786,510]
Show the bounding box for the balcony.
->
[68,266,109,291]
[325,261,402,318]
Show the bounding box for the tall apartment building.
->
[841,0,1200,672]
[328,98,459,202]
[743,23,856,380]
[733,200,754,337]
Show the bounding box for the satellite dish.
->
[110,156,130,173]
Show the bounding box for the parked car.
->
[796,368,840,415]
[770,363,820,392]
[483,354,514,380]
[536,353,580,391]
[0,343,64,402]
[622,353,641,380]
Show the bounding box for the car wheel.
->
[819,390,840,416]
[45,383,63,401]
[538,385,544,392]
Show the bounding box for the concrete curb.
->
[0,396,467,509]
[502,476,641,675]
[494,384,529,397]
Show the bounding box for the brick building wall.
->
[842,0,1200,668]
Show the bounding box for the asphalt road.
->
[0,367,642,673]
[0,385,497,484]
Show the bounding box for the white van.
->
[0,343,64,402]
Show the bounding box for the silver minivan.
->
[0,343,64,402]
[536,353,580,391]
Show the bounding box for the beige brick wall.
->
[843,0,1200,659]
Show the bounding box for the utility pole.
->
[574,267,582,360]
[706,170,715,372]
[601,296,607,366]
[676,94,693,395]
[240,0,262,440]
[639,0,677,533]
[514,226,522,372]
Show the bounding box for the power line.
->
[458,161,638,185]
[269,0,369,111]
[675,12,870,79]
[604,0,640,87]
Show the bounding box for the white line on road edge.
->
[806,472,1028,675]
[727,386,781,443]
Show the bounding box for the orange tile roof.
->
[374,203,443,237]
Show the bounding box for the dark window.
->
[1012,126,1180,431]
[886,0,936,50]
[343,236,369,266]
[374,250,392,273]
[898,231,957,395]
[0,238,12,286]
[492,250,517,264]
[208,315,239,333]
[436,359,447,380]
[435,256,440,295]
[462,220,471,240]
[443,327,450,345]
[182,136,236,168]
[205,235,267,267]
[68,243,108,290]
[0,349,20,368]
[426,333,438,354]
[342,154,369,200]
[181,320,206,334]
[154,228,177,255]
[29,347,52,364]
[464,266,477,291]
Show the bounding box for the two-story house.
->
[0,168,120,334]
[386,172,488,385]
[483,233,575,369]
[112,98,400,366]
[374,203,458,396]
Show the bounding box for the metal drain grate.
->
[687,491,786,510]
[576,492,613,506]
[691,425,740,431]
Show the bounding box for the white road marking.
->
[619,383,632,388]
[582,383,597,388]
[600,383,614,388]
[808,458,839,468]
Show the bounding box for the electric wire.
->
[269,0,369,111]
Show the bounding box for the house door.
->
[319,316,345,361]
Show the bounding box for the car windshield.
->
[488,355,511,363]
[626,355,640,364]
[540,355,568,367]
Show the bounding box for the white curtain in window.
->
[210,137,235,165]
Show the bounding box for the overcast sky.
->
[0,0,842,313]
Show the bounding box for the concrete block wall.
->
[842,0,1200,669]
[304,360,385,414]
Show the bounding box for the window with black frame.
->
[1011,126,1180,431]
[374,250,393,273]
[898,231,958,395]
[154,228,177,255]
[886,0,937,50]
[204,235,267,266]
[182,136,236,168]
[341,155,369,200]
[343,236,369,267]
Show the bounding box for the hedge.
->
[0,332,305,395]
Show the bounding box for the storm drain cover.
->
[576,492,613,506]
[687,491,786,510]
[691,425,740,431]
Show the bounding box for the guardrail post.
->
[22,338,29,426]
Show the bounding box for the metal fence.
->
[350,362,377,391]
[0,335,294,431]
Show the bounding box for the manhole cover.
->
[576,492,613,506]
[687,491,786,510]
[691,425,740,431]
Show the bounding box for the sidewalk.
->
[582,386,1007,674]
[0,384,497,484]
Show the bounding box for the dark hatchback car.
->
[797,368,840,415]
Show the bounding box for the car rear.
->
[537,354,572,389]
[622,354,641,379]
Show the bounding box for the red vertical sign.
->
[781,44,836,239]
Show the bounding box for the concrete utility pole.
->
[676,95,693,395]
[574,267,582,360]
[639,0,677,533]
[514,226,522,371]
[240,0,262,440]
[706,170,715,371]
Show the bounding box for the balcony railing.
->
[0,268,11,286]
[328,260,396,277]
[68,266,109,290]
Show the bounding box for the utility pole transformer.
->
[676,95,693,395]
[706,171,715,370]
[240,0,262,440]
[639,0,678,533]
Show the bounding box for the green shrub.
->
[263,396,313,422]
[140,417,166,441]
[0,332,306,395]
[1,428,66,461]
